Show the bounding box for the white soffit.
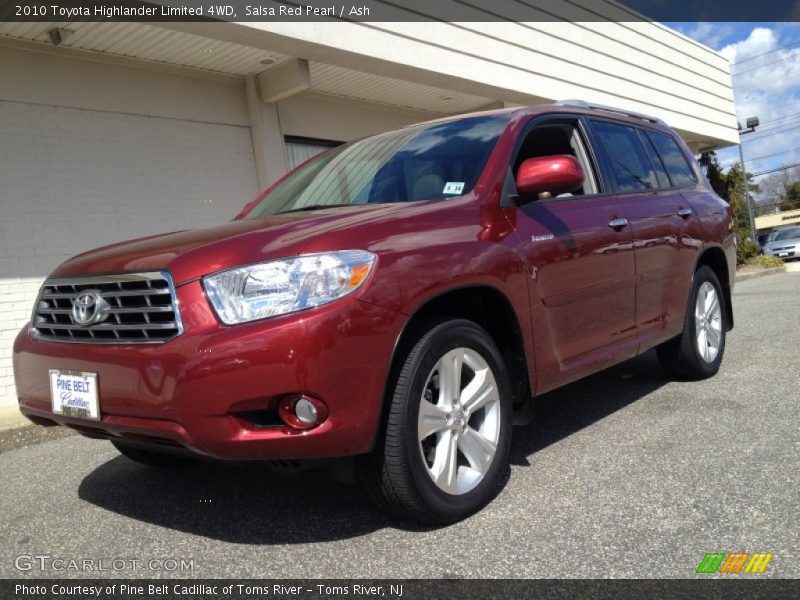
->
[0,21,288,76]
[0,21,493,114]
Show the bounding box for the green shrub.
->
[736,235,758,264]
[745,255,784,268]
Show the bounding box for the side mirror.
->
[516,155,585,198]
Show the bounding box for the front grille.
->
[31,272,182,344]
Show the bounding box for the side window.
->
[513,121,598,197]
[589,120,659,191]
[637,130,670,188]
[646,130,697,187]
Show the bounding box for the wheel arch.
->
[695,245,734,331]
[371,285,533,451]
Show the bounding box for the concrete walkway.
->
[0,405,26,432]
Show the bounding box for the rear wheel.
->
[112,441,193,468]
[657,266,726,380]
[359,319,512,524]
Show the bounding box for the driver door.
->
[511,118,637,388]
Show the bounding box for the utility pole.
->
[738,116,759,242]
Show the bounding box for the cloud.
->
[677,22,734,50]
[720,27,777,62]
[723,27,800,125]
[691,25,800,181]
[672,23,800,179]
[722,26,800,179]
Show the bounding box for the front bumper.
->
[13,280,405,460]
[763,248,797,260]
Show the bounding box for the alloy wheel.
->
[417,347,501,495]
[695,281,723,363]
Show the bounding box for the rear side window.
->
[589,120,659,191]
[647,130,697,187]
[637,131,670,188]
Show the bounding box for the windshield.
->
[246,115,509,217]
[774,227,800,241]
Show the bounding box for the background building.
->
[0,10,738,407]
[755,208,800,232]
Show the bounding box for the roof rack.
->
[555,99,666,125]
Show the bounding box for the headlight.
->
[203,250,377,325]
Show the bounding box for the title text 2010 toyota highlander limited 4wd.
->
[13,102,735,523]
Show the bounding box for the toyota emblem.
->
[72,290,110,326]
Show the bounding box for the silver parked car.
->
[762,226,800,261]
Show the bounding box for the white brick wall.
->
[0,100,259,406]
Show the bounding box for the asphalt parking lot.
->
[1,271,798,579]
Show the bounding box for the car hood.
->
[50,204,409,284]
[764,236,800,250]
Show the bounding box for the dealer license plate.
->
[49,370,100,420]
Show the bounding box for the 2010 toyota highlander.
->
[13,101,735,523]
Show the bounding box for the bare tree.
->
[755,166,800,215]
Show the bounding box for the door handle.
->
[608,218,629,230]
[677,207,693,218]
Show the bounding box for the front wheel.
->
[657,266,727,380]
[359,319,512,524]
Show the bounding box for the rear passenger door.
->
[588,120,703,350]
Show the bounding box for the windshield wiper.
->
[278,203,355,214]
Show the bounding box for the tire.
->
[359,319,512,524]
[111,441,193,468]
[657,266,727,381]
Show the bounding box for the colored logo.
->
[696,552,774,574]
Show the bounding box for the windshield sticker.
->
[443,182,465,195]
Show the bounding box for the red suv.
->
[13,102,735,523]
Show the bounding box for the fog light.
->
[295,398,317,424]
[278,395,328,430]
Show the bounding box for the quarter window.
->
[590,121,660,191]
[647,130,697,187]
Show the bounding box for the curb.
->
[0,405,80,453]
[0,421,77,453]
[736,266,787,282]
[0,406,79,453]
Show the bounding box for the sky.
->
[666,22,800,184]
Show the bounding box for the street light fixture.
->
[737,116,759,242]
